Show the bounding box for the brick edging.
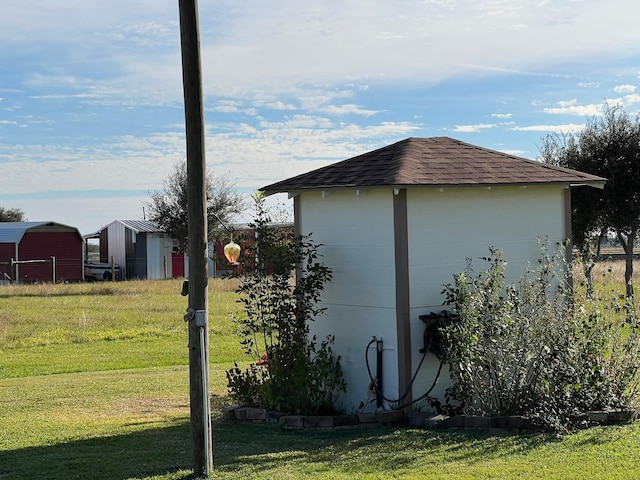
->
[222,405,638,432]
[222,405,404,429]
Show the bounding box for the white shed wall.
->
[295,184,569,414]
[406,185,568,403]
[146,234,173,280]
[106,221,128,278]
[299,189,401,413]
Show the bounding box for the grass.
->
[1,274,639,479]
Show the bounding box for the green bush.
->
[226,195,345,415]
[441,242,640,432]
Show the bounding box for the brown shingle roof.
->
[261,137,606,193]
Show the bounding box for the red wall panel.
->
[0,243,16,281]
[17,231,83,282]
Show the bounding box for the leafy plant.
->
[441,241,640,432]
[226,194,345,414]
[225,362,268,407]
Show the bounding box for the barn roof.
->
[0,221,80,244]
[261,137,606,194]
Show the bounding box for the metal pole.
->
[199,326,210,460]
[178,0,212,475]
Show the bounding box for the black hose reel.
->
[418,310,458,360]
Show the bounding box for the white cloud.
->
[255,101,298,111]
[258,115,335,130]
[3,0,640,234]
[213,100,242,113]
[194,0,640,96]
[452,123,496,133]
[557,99,577,108]
[617,93,640,107]
[511,124,584,133]
[317,104,380,117]
[500,149,526,157]
[614,84,636,94]
[2,0,640,111]
[543,103,602,116]
[578,82,601,88]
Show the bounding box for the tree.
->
[540,104,640,299]
[0,207,26,222]
[539,133,607,297]
[145,160,244,249]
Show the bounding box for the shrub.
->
[441,242,640,431]
[226,195,345,415]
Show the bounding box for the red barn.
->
[0,222,83,283]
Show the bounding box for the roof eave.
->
[261,179,607,196]
[569,181,606,190]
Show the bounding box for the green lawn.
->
[1,279,639,479]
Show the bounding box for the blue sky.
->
[2,0,640,234]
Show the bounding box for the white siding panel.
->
[406,185,567,407]
[300,190,397,309]
[311,303,400,413]
[299,189,401,412]
[146,235,173,280]
[407,186,565,309]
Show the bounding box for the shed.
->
[261,136,606,413]
[88,220,176,280]
[0,221,83,283]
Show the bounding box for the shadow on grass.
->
[0,416,561,480]
[211,419,555,476]
[0,422,197,480]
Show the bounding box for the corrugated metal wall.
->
[106,222,127,279]
[146,234,173,280]
[16,231,83,282]
[102,221,174,280]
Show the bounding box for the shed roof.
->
[261,137,606,194]
[116,220,164,234]
[0,221,80,244]
[84,220,166,240]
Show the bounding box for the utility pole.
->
[178,0,212,475]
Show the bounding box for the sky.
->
[2,0,640,235]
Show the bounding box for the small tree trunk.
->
[618,229,636,300]
[580,230,604,299]
[584,261,595,298]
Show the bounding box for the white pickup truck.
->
[84,262,121,281]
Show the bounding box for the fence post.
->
[51,256,56,283]
[164,255,168,280]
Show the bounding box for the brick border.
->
[222,405,637,432]
[222,405,403,429]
